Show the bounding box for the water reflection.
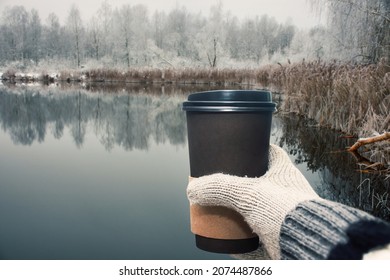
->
[0,86,187,151]
[272,114,390,221]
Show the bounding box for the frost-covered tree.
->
[239,18,259,61]
[205,2,225,67]
[152,11,166,49]
[86,16,102,60]
[1,6,29,63]
[27,9,42,65]
[165,6,191,57]
[66,4,84,67]
[96,0,114,59]
[311,0,390,62]
[43,13,61,59]
[288,26,327,61]
[114,4,133,67]
[224,14,240,59]
[131,4,150,65]
[259,15,280,59]
[276,21,295,55]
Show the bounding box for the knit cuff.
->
[279,199,390,260]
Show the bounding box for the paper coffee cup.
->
[182,90,276,254]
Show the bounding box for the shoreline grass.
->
[0,67,263,86]
[274,59,389,137]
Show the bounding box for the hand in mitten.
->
[187,144,320,259]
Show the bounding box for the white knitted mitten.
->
[187,144,320,259]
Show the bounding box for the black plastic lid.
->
[188,90,272,102]
[182,90,277,112]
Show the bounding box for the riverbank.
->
[0,67,269,86]
[275,59,389,138]
[1,60,389,137]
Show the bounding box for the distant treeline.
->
[0,3,296,69]
[0,0,388,69]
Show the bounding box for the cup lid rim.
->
[187,90,273,102]
[182,104,277,112]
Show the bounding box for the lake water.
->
[0,84,389,260]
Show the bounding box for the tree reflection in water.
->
[273,114,390,221]
[0,85,188,151]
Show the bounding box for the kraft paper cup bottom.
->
[188,177,259,254]
[190,204,259,253]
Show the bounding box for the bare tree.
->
[152,11,166,49]
[43,13,61,59]
[67,4,84,67]
[1,6,29,62]
[88,16,101,60]
[199,2,225,67]
[116,4,133,67]
[131,4,150,65]
[97,0,113,58]
[207,38,218,67]
[311,0,390,62]
[28,9,42,65]
[165,5,196,58]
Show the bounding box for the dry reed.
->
[273,59,389,137]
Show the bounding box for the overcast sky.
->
[0,0,324,28]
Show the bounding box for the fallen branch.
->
[349,150,388,172]
[348,132,390,152]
